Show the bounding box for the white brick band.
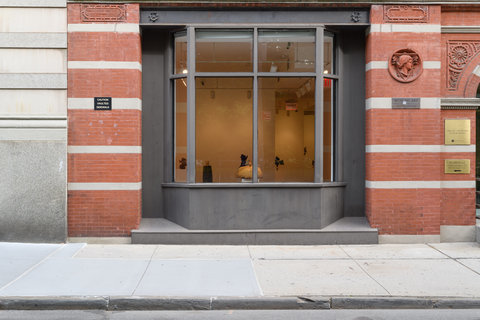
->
[68,24,139,33]
[68,61,141,71]
[68,182,142,191]
[68,146,142,154]
[366,97,440,110]
[0,0,65,7]
[68,98,141,110]
[365,61,388,71]
[473,65,480,77]
[366,145,475,153]
[366,180,475,189]
[369,24,441,34]
[366,61,440,71]
[423,61,441,69]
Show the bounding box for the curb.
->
[1,296,480,311]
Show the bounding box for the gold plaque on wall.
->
[445,119,470,145]
[445,159,470,174]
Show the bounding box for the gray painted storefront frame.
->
[140,9,369,25]
[141,10,367,229]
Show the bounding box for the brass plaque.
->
[445,119,470,145]
[445,159,470,174]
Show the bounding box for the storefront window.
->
[173,28,336,183]
[195,77,253,182]
[196,29,253,72]
[323,33,334,75]
[323,78,334,182]
[258,29,315,73]
[174,79,187,183]
[258,77,315,182]
[174,31,187,75]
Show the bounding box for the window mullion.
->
[186,27,196,183]
[315,27,324,183]
[252,27,258,183]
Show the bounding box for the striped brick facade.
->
[63,1,479,242]
[366,5,477,242]
[67,3,142,236]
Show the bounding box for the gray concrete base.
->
[0,140,66,243]
[379,235,441,244]
[163,183,345,230]
[131,217,378,245]
[2,296,480,311]
[476,221,480,244]
[440,225,476,243]
[67,237,132,245]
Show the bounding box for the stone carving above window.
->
[384,5,429,23]
[447,41,480,90]
[388,49,423,83]
[81,4,127,22]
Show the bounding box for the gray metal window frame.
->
[171,25,338,184]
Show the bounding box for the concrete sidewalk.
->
[1,242,480,310]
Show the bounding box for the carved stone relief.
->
[384,5,429,23]
[447,41,480,90]
[388,49,423,83]
[81,4,127,22]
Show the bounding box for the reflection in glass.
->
[195,78,253,182]
[196,30,253,72]
[258,29,315,73]
[258,77,315,182]
[174,31,187,75]
[323,78,334,182]
[174,79,188,182]
[323,34,334,75]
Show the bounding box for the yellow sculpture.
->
[236,160,263,179]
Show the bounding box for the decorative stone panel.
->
[447,41,480,90]
[383,5,429,23]
[81,4,126,22]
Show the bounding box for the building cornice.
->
[67,1,480,5]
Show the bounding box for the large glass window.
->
[172,27,336,183]
[258,29,315,73]
[258,77,315,182]
[196,29,253,72]
[195,77,253,182]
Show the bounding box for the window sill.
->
[162,182,346,188]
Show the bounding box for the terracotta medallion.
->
[388,49,423,83]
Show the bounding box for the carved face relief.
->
[388,49,423,83]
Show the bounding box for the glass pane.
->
[196,77,253,182]
[174,31,187,75]
[174,79,188,182]
[323,78,334,182]
[323,33,334,75]
[258,29,315,73]
[258,77,315,182]
[196,29,253,72]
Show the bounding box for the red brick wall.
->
[366,4,476,236]
[67,3,142,237]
